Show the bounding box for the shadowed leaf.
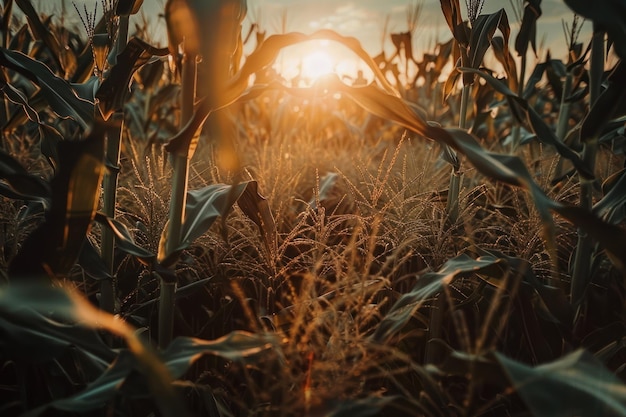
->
[373,254,504,343]
[9,130,105,278]
[96,37,168,120]
[162,332,278,378]
[0,78,39,122]
[0,48,94,129]
[580,60,626,142]
[496,349,626,417]
[595,168,626,224]
[459,67,592,179]
[467,9,510,82]
[515,0,542,57]
[15,0,65,73]
[115,0,144,16]
[94,212,156,265]
[0,149,51,203]
[0,285,115,365]
[563,0,626,59]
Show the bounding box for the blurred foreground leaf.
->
[9,129,105,278]
[496,349,626,417]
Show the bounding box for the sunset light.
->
[301,50,335,81]
[274,40,369,86]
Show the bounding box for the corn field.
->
[1,0,626,415]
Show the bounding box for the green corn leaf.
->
[0,284,188,417]
[158,181,251,266]
[96,37,168,120]
[468,9,510,75]
[94,212,156,265]
[373,254,504,343]
[496,349,626,417]
[161,332,278,378]
[522,61,548,100]
[580,60,626,143]
[0,285,116,365]
[78,239,113,281]
[594,168,626,224]
[459,66,593,180]
[0,48,95,130]
[0,78,39,122]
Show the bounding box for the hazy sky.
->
[49,0,589,78]
[50,0,588,53]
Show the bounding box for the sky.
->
[48,0,589,79]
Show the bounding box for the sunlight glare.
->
[301,50,335,81]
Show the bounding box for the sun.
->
[301,50,335,81]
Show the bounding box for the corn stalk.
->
[570,24,604,309]
[100,13,129,314]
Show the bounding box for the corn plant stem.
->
[511,51,527,153]
[428,82,470,364]
[571,26,604,309]
[445,84,470,223]
[99,15,129,314]
[159,52,196,350]
[555,73,573,142]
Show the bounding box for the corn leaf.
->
[324,396,399,417]
[15,0,65,72]
[162,332,278,377]
[459,66,593,180]
[373,254,504,343]
[158,181,252,266]
[595,168,626,224]
[0,78,39,122]
[94,212,156,265]
[496,349,626,417]
[96,37,168,120]
[563,0,626,59]
[468,9,510,74]
[9,131,105,278]
[0,149,51,202]
[580,60,626,143]
[515,0,542,57]
[0,48,94,130]
[115,0,144,16]
[491,36,519,92]
[0,285,116,365]
[235,180,277,262]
